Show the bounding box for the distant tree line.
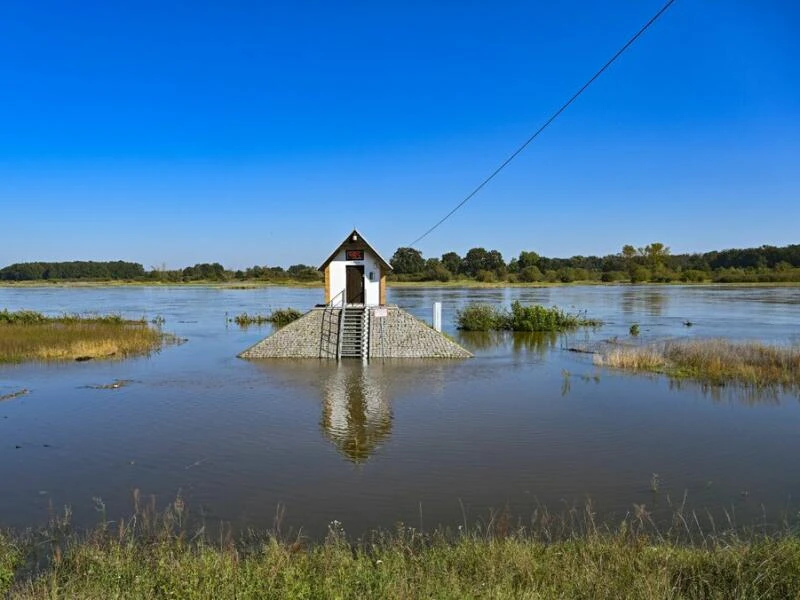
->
[0,261,145,281]
[0,260,323,283]
[388,243,800,284]
[2,243,799,284]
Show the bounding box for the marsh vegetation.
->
[595,339,800,390]
[230,309,303,328]
[456,301,601,332]
[0,310,169,363]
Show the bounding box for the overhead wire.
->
[408,0,677,248]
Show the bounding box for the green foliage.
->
[630,323,640,336]
[390,247,425,274]
[270,308,303,327]
[440,252,461,275]
[6,503,800,600]
[476,269,496,283]
[0,261,145,281]
[461,248,505,277]
[457,302,600,331]
[232,309,302,328]
[455,304,505,331]
[182,262,226,281]
[0,532,20,597]
[518,266,543,282]
[423,259,451,282]
[630,267,651,283]
[682,269,708,283]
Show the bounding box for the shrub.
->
[630,267,651,283]
[457,302,601,332]
[519,266,543,282]
[455,304,506,331]
[476,270,496,283]
[270,308,303,327]
[682,269,708,282]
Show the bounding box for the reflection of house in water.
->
[248,359,458,463]
[321,364,392,463]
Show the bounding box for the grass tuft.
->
[232,308,303,328]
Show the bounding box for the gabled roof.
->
[318,229,393,272]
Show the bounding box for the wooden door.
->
[346,265,365,304]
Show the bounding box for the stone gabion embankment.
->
[238,308,339,359]
[369,307,472,358]
[239,306,471,359]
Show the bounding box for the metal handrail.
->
[328,289,345,308]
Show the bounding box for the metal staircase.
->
[339,306,369,359]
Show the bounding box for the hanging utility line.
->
[408,0,677,248]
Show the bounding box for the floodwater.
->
[1,285,799,537]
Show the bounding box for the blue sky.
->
[0,1,798,269]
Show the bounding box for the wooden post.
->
[380,274,387,305]
[324,266,331,304]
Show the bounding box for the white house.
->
[319,229,392,306]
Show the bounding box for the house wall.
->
[328,249,382,306]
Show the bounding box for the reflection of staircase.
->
[339,306,369,359]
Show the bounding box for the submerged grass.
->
[4,496,800,599]
[231,308,303,328]
[0,310,169,363]
[457,301,602,332]
[595,339,800,389]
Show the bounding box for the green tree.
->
[440,252,461,275]
[643,242,670,269]
[517,251,540,270]
[390,247,425,274]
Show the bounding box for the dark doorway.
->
[346,265,365,304]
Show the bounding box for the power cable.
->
[408,0,677,248]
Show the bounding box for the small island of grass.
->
[457,301,602,332]
[230,308,302,328]
[0,310,171,363]
[595,339,800,390]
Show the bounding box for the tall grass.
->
[0,310,167,363]
[457,301,601,332]
[232,309,302,328]
[595,339,800,389]
[4,496,800,598]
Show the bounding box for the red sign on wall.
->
[346,250,364,260]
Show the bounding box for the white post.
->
[433,302,442,332]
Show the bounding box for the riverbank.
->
[0,311,171,363]
[3,279,800,290]
[3,512,799,599]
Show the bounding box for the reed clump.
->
[457,301,601,332]
[0,310,167,363]
[595,339,800,389]
[232,308,302,328]
[4,496,800,599]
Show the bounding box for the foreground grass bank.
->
[0,310,170,363]
[595,339,800,389]
[3,516,800,599]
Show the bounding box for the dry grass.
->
[0,311,168,363]
[595,339,800,389]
